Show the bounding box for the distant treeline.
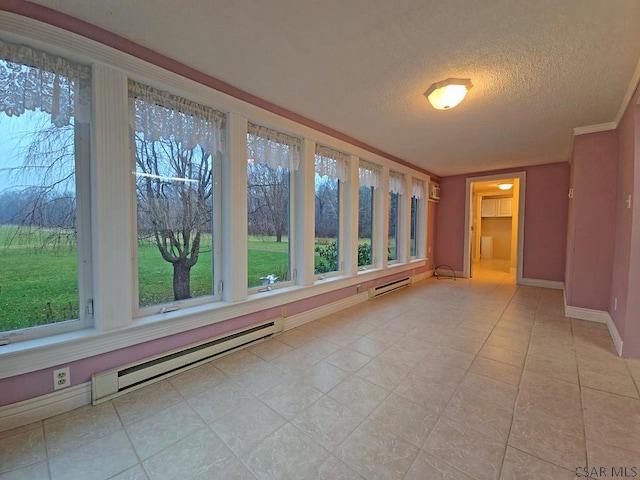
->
[0,188,76,228]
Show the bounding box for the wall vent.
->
[368,277,411,299]
[91,317,283,404]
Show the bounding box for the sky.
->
[0,110,75,194]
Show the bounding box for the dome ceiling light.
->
[424,78,473,110]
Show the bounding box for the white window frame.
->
[313,145,349,281]
[0,45,93,343]
[130,84,225,316]
[246,124,298,294]
[388,191,401,265]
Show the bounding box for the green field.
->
[0,226,375,332]
[0,228,306,331]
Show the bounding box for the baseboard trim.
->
[434,269,464,279]
[607,316,624,357]
[0,382,91,432]
[283,292,369,331]
[413,270,434,282]
[520,278,564,290]
[564,304,610,324]
[562,292,623,357]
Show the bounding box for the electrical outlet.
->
[53,367,71,390]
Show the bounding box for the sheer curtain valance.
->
[315,144,350,182]
[389,171,406,195]
[129,81,225,153]
[247,123,301,171]
[359,160,381,189]
[412,179,425,199]
[0,39,91,127]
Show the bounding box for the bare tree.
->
[247,162,289,242]
[315,177,339,239]
[0,116,77,252]
[135,134,213,300]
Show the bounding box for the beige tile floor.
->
[2,265,640,479]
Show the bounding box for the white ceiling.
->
[30,0,640,177]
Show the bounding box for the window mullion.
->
[345,156,359,275]
[297,139,315,285]
[91,63,133,331]
[378,167,390,268]
[75,121,93,326]
[224,113,248,302]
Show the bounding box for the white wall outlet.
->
[53,367,71,390]
[614,297,618,311]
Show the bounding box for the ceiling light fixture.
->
[424,78,473,110]
[498,183,513,190]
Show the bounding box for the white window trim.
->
[246,132,297,294]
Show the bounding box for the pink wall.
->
[609,83,640,356]
[435,163,569,282]
[427,200,437,269]
[435,177,467,271]
[564,131,618,310]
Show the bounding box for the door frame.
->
[463,171,526,282]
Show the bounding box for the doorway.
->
[463,172,525,283]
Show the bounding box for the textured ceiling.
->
[28,0,640,176]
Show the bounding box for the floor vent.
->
[368,276,411,299]
[91,317,283,404]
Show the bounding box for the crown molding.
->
[572,56,640,137]
[573,122,617,136]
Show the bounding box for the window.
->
[247,123,300,289]
[358,160,380,268]
[411,179,425,258]
[314,145,349,277]
[388,171,405,263]
[130,81,225,309]
[0,39,91,338]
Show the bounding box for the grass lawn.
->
[0,229,373,332]
[1,230,293,331]
[0,244,78,331]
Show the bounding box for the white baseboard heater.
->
[368,276,412,299]
[92,317,283,404]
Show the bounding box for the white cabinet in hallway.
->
[481,198,512,217]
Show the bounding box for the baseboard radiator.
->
[92,317,283,404]
[368,276,411,299]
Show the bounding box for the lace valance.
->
[412,179,425,199]
[315,144,350,182]
[129,81,225,153]
[389,171,406,195]
[247,123,301,171]
[0,39,91,126]
[358,160,381,189]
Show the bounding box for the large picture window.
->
[411,179,425,258]
[0,39,91,338]
[388,171,405,263]
[358,160,380,268]
[314,145,348,277]
[247,123,300,289]
[130,81,225,309]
